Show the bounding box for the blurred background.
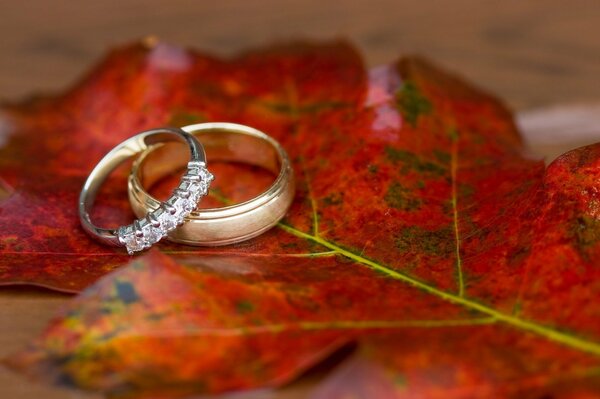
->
[1,0,599,110]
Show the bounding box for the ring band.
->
[128,122,295,246]
[79,127,213,254]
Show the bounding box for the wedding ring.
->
[79,127,213,254]
[128,122,294,246]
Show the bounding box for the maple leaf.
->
[2,41,600,398]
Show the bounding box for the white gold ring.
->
[78,127,213,254]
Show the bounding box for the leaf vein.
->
[277,223,600,357]
[450,134,465,297]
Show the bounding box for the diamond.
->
[156,209,178,231]
[188,181,208,202]
[175,196,195,215]
[180,163,212,206]
[118,226,145,255]
[199,168,214,183]
[164,196,191,225]
[187,163,213,180]
[140,219,163,245]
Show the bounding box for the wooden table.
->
[1,1,599,398]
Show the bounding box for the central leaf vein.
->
[277,223,600,357]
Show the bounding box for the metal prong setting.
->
[118,162,214,254]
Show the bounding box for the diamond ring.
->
[79,127,213,254]
[128,122,294,246]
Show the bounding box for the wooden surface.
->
[0,1,599,398]
[1,0,600,108]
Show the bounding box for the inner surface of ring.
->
[137,131,281,197]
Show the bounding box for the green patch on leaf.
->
[448,127,460,142]
[207,188,233,206]
[262,101,349,115]
[395,226,454,257]
[385,147,447,176]
[367,164,379,174]
[512,301,523,316]
[394,374,407,387]
[574,215,600,257]
[385,182,422,211]
[433,149,451,165]
[281,242,301,250]
[168,109,207,126]
[323,193,343,206]
[395,81,432,127]
[458,183,475,198]
[235,300,255,314]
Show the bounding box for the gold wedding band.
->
[128,122,295,246]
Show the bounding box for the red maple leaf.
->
[2,41,600,398]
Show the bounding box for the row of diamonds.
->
[118,162,213,254]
